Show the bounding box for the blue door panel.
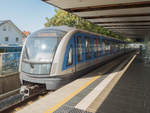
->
[62,36,75,71]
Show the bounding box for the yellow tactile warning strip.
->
[44,54,132,113]
[45,75,100,113]
[76,54,137,112]
[87,54,137,113]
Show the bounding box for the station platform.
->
[15,53,146,113]
[96,54,150,113]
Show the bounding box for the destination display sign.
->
[37,33,57,37]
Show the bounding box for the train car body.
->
[19,26,128,90]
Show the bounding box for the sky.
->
[0,0,56,32]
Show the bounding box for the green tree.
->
[45,9,133,42]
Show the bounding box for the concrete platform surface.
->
[96,54,150,113]
[16,54,134,113]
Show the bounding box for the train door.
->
[62,37,76,74]
[75,33,85,72]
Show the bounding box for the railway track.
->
[6,92,50,113]
[0,85,49,113]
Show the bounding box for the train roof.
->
[36,26,126,43]
[40,26,76,32]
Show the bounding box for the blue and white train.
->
[19,26,130,90]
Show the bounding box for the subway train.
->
[19,26,131,90]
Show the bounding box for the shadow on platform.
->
[96,55,150,113]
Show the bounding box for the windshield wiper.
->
[23,60,52,64]
[25,46,34,68]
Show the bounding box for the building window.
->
[5,37,8,41]
[16,37,19,42]
[67,45,73,66]
[3,26,6,31]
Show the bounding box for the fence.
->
[0,52,21,75]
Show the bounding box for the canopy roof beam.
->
[65,1,150,12]
[94,20,150,24]
[83,13,150,19]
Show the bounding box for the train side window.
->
[67,45,73,66]
[115,43,118,51]
[110,41,112,53]
[77,36,83,62]
[102,40,106,54]
[94,38,100,57]
[106,40,110,52]
[85,37,91,60]
[105,41,108,52]
[114,43,116,52]
[120,44,124,50]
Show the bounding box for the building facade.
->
[0,20,23,46]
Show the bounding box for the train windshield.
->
[21,29,66,75]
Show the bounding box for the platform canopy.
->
[43,0,150,40]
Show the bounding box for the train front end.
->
[19,28,66,90]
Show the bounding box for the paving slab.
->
[95,55,150,113]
